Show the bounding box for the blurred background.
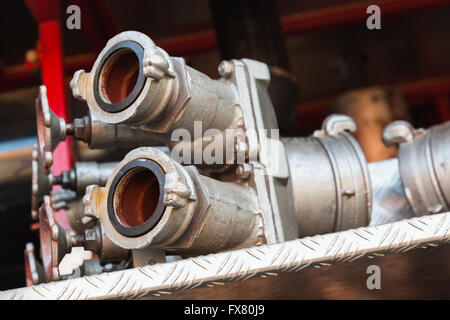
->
[0,0,450,296]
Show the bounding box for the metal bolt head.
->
[218,60,234,78]
[236,164,252,179]
[72,116,90,142]
[83,185,100,219]
[70,69,87,101]
[84,227,99,252]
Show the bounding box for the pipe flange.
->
[36,85,66,173]
[31,144,53,220]
[38,196,71,282]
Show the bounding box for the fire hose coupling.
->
[284,114,372,237]
[38,196,128,282]
[70,31,175,124]
[84,147,263,254]
[383,120,450,216]
[84,147,197,249]
[70,31,240,134]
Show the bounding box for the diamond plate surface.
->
[2,212,450,300]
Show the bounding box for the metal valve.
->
[38,196,128,282]
[35,85,167,172]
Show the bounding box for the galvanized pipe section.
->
[368,158,414,225]
[171,167,264,256]
[283,115,372,237]
[284,137,340,236]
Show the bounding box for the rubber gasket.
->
[107,159,166,237]
[94,41,145,113]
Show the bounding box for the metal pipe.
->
[368,158,414,225]
[84,147,263,255]
[283,115,372,237]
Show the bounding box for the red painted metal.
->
[37,21,74,173]
[2,53,96,87]
[30,222,40,231]
[37,22,73,229]
[26,0,75,229]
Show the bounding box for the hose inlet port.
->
[108,159,166,237]
[99,48,139,104]
[94,41,145,113]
